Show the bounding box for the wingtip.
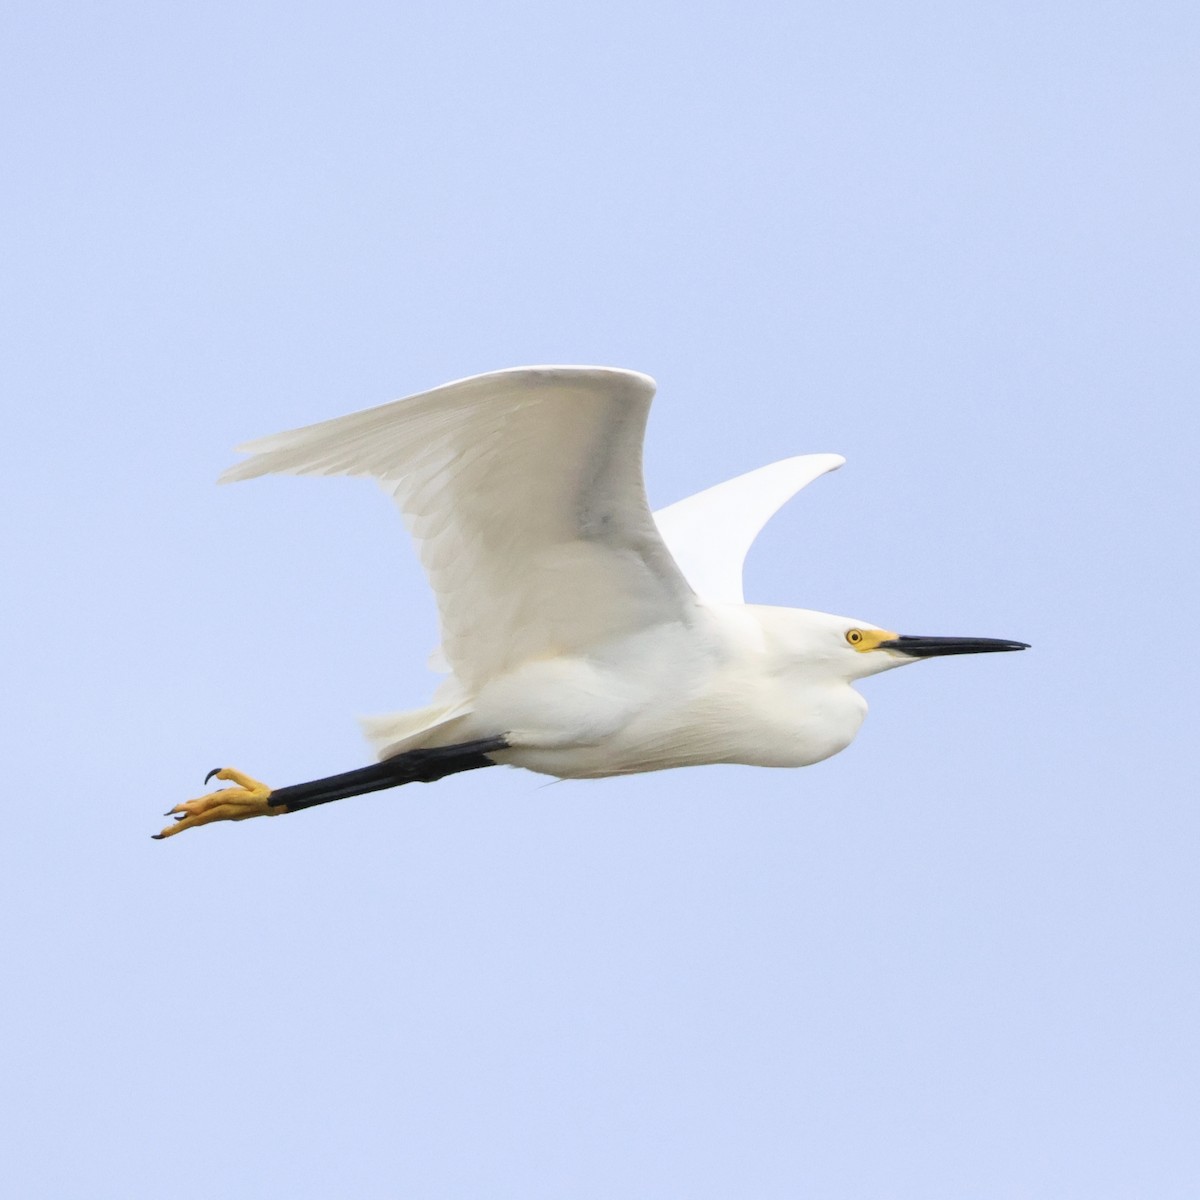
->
[216,460,262,485]
[775,452,846,475]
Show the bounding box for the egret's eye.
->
[846,629,865,646]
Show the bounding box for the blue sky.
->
[2,2,1197,1196]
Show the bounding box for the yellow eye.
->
[846,629,865,646]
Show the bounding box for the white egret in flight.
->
[156,367,1026,839]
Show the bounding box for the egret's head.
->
[761,607,1028,682]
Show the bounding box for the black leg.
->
[268,736,510,814]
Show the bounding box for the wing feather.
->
[652,454,845,605]
[222,366,696,692]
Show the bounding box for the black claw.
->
[151,833,164,840]
[204,767,223,785]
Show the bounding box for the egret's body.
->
[157,367,1025,838]
[435,605,871,779]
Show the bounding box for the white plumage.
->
[652,452,845,606]
[206,365,1024,795]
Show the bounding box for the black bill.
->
[879,635,1030,658]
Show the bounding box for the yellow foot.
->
[154,767,284,840]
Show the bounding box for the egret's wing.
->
[652,454,845,605]
[221,367,695,691]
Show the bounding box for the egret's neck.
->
[696,603,871,768]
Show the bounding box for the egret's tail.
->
[358,698,474,760]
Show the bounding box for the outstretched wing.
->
[652,454,845,605]
[221,366,696,692]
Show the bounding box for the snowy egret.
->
[156,366,1027,839]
